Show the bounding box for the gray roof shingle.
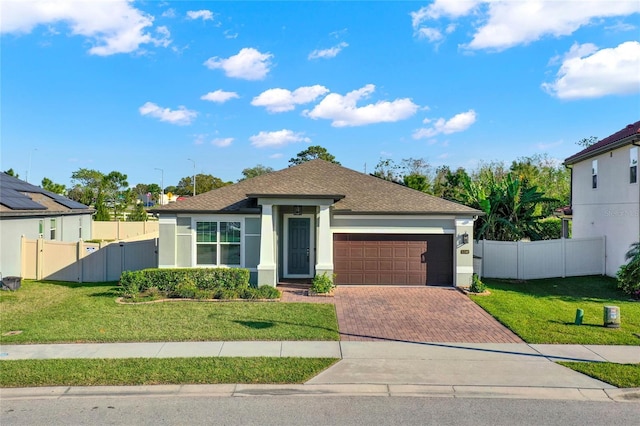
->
[154,160,481,216]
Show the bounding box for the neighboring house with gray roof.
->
[153,160,482,287]
[564,120,640,276]
[0,172,94,277]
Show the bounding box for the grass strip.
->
[558,362,640,388]
[1,281,339,343]
[0,357,338,388]
[470,276,640,345]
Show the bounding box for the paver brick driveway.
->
[281,286,522,343]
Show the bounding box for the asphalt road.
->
[2,396,640,426]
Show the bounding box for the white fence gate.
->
[474,237,605,280]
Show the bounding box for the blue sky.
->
[2,0,639,189]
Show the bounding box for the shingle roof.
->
[564,120,640,165]
[0,172,92,217]
[153,160,481,215]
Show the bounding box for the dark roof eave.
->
[333,209,484,216]
[564,133,640,165]
[247,193,346,201]
[152,208,261,215]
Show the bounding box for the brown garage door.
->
[333,234,453,286]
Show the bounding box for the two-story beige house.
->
[564,120,640,276]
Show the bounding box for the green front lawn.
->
[0,281,339,344]
[470,276,640,345]
[558,362,640,389]
[0,358,338,387]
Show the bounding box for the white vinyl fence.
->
[474,237,605,280]
[21,237,158,283]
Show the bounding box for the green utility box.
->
[603,306,620,328]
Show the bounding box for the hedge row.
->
[119,268,254,298]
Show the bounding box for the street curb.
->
[2,384,639,402]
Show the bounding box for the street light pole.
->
[187,158,196,196]
[27,148,37,183]
[154,168,164,205]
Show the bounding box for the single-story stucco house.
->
[153,160,482,287]
[0,172,94,278]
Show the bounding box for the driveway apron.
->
[333,287,522,343]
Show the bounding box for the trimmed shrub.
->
[536,217,563,240]
[311,273,335,294]
[468,273,486,293]
[253,285,281,299]
[617,242,640,299]
[119,268,250,297]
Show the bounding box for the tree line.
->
[4,145,570,236]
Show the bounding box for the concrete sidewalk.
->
[1,341,639,402]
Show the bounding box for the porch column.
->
[315,204,333,279]
[455,218,474,287]
[257,203,277,287]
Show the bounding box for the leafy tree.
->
[510,154,569,216]
[102,171,129,220]
[576,136,598,148]
[461,172,556,241]
[288,145,340,166]
[69,168,105,205]
[430,166,469,202]
[133,183,162,204]
[372,158,402,183]
[239,164,274,181]
[93,190,110,221]
[176,173,230,196]
[128,202,148,221]
[404,174,429,192]
[4,168,19,178]
[617,242,640,298]
[41,177,66,195]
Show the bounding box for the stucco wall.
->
[571,145,640,276]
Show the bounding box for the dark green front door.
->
[288,218,310,275]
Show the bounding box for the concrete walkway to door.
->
[281,286,523,344]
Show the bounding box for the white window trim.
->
[283,213,315,279]
[192,217,244,268]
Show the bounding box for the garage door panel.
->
[333,234,452,286]
[364,247,379,258]
[349,247,364,257]
[364,260,379,271]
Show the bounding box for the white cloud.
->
[212,138,233,147]
[308,42,348,59]
[0,0,170,56]
[250,130,311,148]
[410,1,640,51]
[204,48,273,80]
[187,10,214,21]
[304,84,419,127]
[416,27,443,43]
[413,110,477,139]
[251,85,329,113]
[411,1,481,27]
[162,8,176,18]
[542,41,640,99]
[269,153,283,159]
[468,1,640,51]
[139,102,197,125]
[201,90,240,103]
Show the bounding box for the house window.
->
[50,218,56,240]
[196,221,242,266]
[38,220,44,237]
[592,160,598,189]
[631,147,638,184]
[79,217,83,239]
